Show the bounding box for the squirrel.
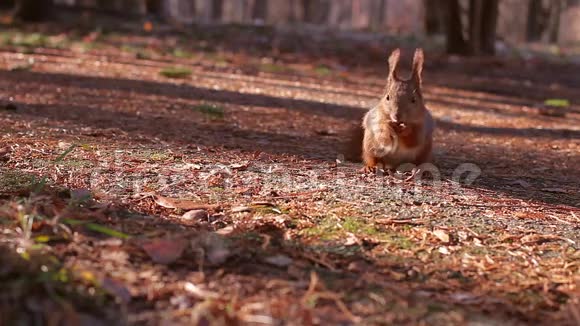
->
[344,48,434,173]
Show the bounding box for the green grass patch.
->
[544,98,570,107]
[192,103,225,119]
[10,32,49,47]
[314,64,332,76]
[9,60,34,72]
[159,66,192,79]
[172,48,192,58]
[0,245,119,323]
[85,223,131,239]
[260,63,291,73]
[205,53,228,65]
[309,244,362,257]
[341,216,379,235]
[301,216,380,241]
[384,234,414,250]
[301,217,342,240]
[62,219,131,240]
[0,169,36,193]
[0,31,70,49]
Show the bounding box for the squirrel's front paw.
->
[360,166,377,174]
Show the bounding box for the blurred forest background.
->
[3,0,580,56]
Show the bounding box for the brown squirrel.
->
[345,48,434,173]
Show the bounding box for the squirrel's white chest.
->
[373,135,422,165]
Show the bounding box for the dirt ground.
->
[0,23,579,325]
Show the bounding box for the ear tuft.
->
[412,48,424,85]
[388,48,401,80]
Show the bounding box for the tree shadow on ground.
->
[2,69,579,208]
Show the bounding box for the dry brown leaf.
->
[438,247,450,255]
[264,254,293,267]
[510,179,532,189]
[449,292,482,305]
[142,238,188,265]
[154,195,219,210]
[181,209,209,221]
[433,229,450,243]
[231,206,252,213]
[542,188,568,194]
[230,162,249,170]
[101,277,132,303]
[184,282,219,299]
[192,233,232,265]
[215,226,235,235]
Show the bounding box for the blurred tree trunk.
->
[303,0,330,24]
[446,0,498,55]
[252,0,267,21]
[96,0,116,11]
[424,0,442,35]
[445,0,468,54]
[13,0,53,21]
[302,0,313,22]
[0,0,16,11]
[526,0,542,41]
[212,0,223,20]
[546,0,564,43]
[145,0,163,15]
[288,0,303,23]
[369,0,386,30]
[478,0,498,54]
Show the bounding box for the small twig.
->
[183,282,219,299]
[316,291,361,323]
[334,198,374,206]
[260,234,272,250]
[457,203,539,209]
[301,252,336,271]
[251,201,276,207]
[301,272,360,323]
[548,214,573,225]
[301,271,319,304]
[267,188,328,200]
[375,218,426,226]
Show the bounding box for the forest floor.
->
[0,22,579,325]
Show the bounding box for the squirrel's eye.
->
[386,95,390,101]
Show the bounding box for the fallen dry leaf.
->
[541,188,568,194]
[181,209,209,221]
[154,195,219,210]
[510,179,531,189]
[70,188,92,202]
[184,282,219,299]
[438,247,450,255]
[142,238,188,265]
[231,206,252,213]
[215,226,235,235]
[433,229,451,243]
[264,254,293,267]
[101,277,132,303]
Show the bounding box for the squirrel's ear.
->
[412,48,424,85]
[388,48,401,80]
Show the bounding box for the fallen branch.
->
[267,188,328,200]
[375,218,426,226]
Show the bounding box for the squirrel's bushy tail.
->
[343,124,364,162]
